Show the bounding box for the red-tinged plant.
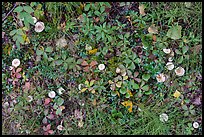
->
[43,124,54,135]
[10,67,22,86]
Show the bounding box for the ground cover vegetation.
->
[2,2,202,135]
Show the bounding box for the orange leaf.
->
[152,35,157,42]
[16,68,22,73]
[139,5,146,16]
[83,66,89,72]
[90,60,98,67]
[88,48,98,54]
[121,100,133,112]
[81,60,88,66]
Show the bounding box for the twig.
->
[2,2,17,22]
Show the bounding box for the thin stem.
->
[2,2,17,22]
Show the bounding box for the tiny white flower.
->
[98,64,105,71]
[193,122,199,129]
[57,125,64,131]
[48,91,56,98]
[57,87,65,95]
[12,59,20,68]
[156,73,166,82]
[35,22,45,32]
[9,66,14,70]
[28,96,33,102]
[116,67,121,73]
[168,57,173,62]
[3,102,9,108]
[160,113,168,122]
[78,120,84,128]
[78,84,83,90]
[170,51,174,57]
[32,17,37,24]
[56,37,67,48]
[85,45,92,51]
[121,71,127,76]
[175,67,185,76]
[163,49,171,54]
[166,62,174,70]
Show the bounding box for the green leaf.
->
[43,52,48,59]
[24,14,35,25]
[135,58,141,64]
[142,74,150,81]
[182,105,188,110]
[13,6,23,12]
[175,49,182,55]
[129,62,135,70]
[132,83,139,90]
[111,91,118,97]
[17,35,24,44]
[56,108,62,115]
[84,4,90,11]
[53,103,58,110]
[66,57,74,63]
[63,63,68,70]
[19,11,28,19]
[177,56,183,64]
[10,29,17,36]
[100,6,105,13]
[16,29,24,35]
[94,10,101,16]
[141,85,149,91]
[23,6,34,13]
[36,49,43,56]
[45,46,53,53]
[125,92,130,98]
[119,87,127,95]
[166,25,182,40]
[182,46,189,54]
[56,97,64,106]
[55,60,63,65]
[124,58,132,64]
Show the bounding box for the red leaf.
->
[46,124,51,130]
[44,98,51,105]
[81,60,88,66]
[47,130,54,134]
[47,114,54,120]
[24,82,30,91]
[44,132,49,135]
[43,126,48,131]
[83,66,89,72]
[16,68,22,73]
[16,73,21,79]
[90,60,98,67]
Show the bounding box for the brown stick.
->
[2,2,17,22]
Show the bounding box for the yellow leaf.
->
[148,24,158,34]
[108,80,114,84]
[123,75,128,80]
[88,48,98,54]
[90,80,95,87]
[139,4,146,16]
[116,91,120,97]
[80,88,88,93]
[116,81,122,88]
[91,89,95,94]
[60,106,65,110]
[127,90,133,97]
[92,99,97,106]
[121,100,133,113]
[173,90,181,98]
[85,80,89,86]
